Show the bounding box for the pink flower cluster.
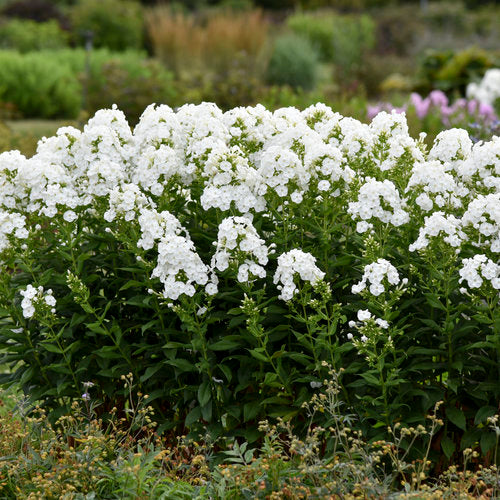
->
[367,90,497,126]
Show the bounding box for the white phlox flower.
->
[20,284,56,318]
[273,249,325,301]
[348,178,409,227]
[152,234,211,301]
[0,211,28,253]
[369,111,424,173]
[103,183,151,222]
[200,144,266,213]
[459,254,500,290]
[457,136,500,193]
[258,146,309,199]
[406,160,468,212]
[429,128,473,165]
[409,212,465,251]
[466,69,500,106]
[211,216,269,282]
[352,259,401,296]
[304,142,354,196]
[462,193,500,252]
[223,104,275,155]
[137,208,213,300]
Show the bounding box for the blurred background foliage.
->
[0,0,498,154]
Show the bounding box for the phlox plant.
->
[0,102,499,462]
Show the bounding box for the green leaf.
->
[201,400,212,422]
[209,336,242,351]
[140,364,163,382]
[185,406,201,426]
[166,358,196,373]
[248,348,268,362]
[40,342,63,354]
[263,372,281,388]
[119,280,143,291]
[460,428,481,450]
[86,322,107,335]
[218,364,232,383]
[480,432,497,454]
[474,406,496,425]
[198,380,211,407]
[20,366,34,385]
[244,401,260,422]
[441,436,455,459]
[359,372,380,386]
[425,293,446,311]
[228,316,246,328]
[446,407,466,431]
[95,346,122,359]
[446,378,459,394]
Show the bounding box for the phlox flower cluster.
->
[352,259,404,296]
[0,211,28,252]
[0,102,499,306]
[20,285,56,319]
[409,212,465,251]
[273,249,325,301]
[200,144,265,213]
[461,193,500,252]
[467,69,500,107]
[212,216,270,283]
[406,160,468,212]
[348,178,409,229]
[459,255,500,291]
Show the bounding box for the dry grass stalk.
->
[145,6,268,75]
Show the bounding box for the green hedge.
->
[0,49,176,120]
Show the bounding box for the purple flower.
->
[367,104,382,120]
[478,102,495,121]
[410,93,430,118]
[429,90,449,108]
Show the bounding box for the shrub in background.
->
[85,59,177,125]
[0,19,69,52]
[287,12,336,61]
[266,34,319,90]
[0,50,81,118]
[416,47,498,97]
[70,0,144,51]
[287,11,375,82]
[1,0,69,28]
[0,49,175,121]
[177,57,264,111]
[373,4,423,57]
[330,13,375,79]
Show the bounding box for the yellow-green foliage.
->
[0,19,69,52]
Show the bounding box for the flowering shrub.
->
[0,103,499,460]
[368,90,498,142]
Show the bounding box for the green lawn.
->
[1,119,81,157]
